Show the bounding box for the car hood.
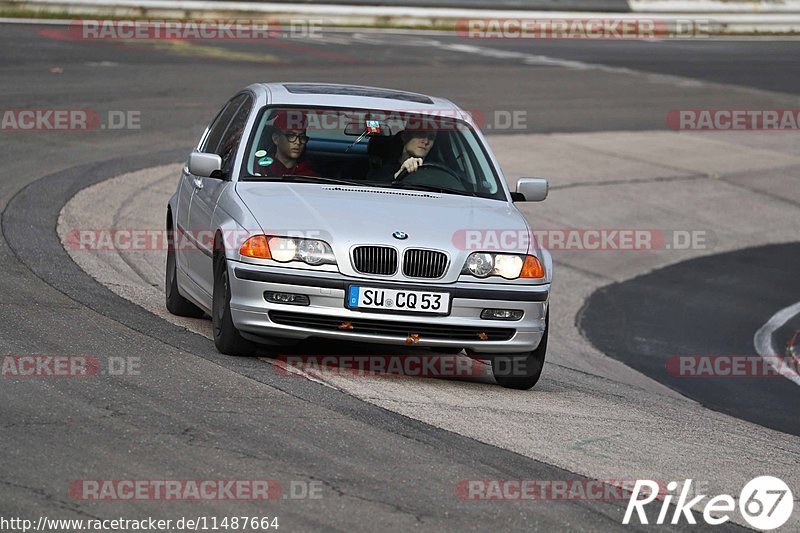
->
[236,182,528,249]
[234,182,541,283]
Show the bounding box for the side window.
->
[217,95,253,172]
[447,131,479,191]
[200,94,248,155]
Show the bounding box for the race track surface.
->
[580,243,800,436]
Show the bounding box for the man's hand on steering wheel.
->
[394,161,464,185]
[394,157,423,180]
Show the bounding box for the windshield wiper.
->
[389,181,479,197]
[242,175,366,187]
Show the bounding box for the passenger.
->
[256,110,317,177]
[368,126,436,182]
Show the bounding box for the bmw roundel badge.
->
[393,231,408,240]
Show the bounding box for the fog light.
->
[481,309,523,321]
[264,292,309,306]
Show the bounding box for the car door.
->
[177,97,238,280]
[186,93,253,296]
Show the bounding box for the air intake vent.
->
[352,246,398,276]
[403,249,448,279]
[269,311,515,342]
[322,187,439,199]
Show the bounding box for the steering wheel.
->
[394,162,463,183]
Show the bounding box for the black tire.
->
[492,313,548,390]
[212,252,257,356]
[165,231,205,318]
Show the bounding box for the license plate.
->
[347,286,450,315]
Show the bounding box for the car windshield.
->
[240,106,506,200]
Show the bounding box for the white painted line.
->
[420,39,785,98]
[753,300,800,387]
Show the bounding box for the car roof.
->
[251,82,464,115]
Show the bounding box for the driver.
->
[368,125,436,182]
[395,126,437,179]
[255,110,317,177]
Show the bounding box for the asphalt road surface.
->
[579,242,800,436]
[1,22,798,531]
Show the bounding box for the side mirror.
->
[188,151,222,178]
[513,178,549,202]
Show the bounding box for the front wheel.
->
[492,313,548,390]
[212,253,257,356]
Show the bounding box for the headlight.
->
[269,237,298,263]
[462,253,543,280]
[297,238,330,265]
[494,255,524,279]
[466,252,494,278]
[239,235,336,266]
[269,237,336,265]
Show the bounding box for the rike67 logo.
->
[624,477,794,530]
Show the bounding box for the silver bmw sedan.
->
[166,82,552,389]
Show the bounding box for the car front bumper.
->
[228,262,549,354]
